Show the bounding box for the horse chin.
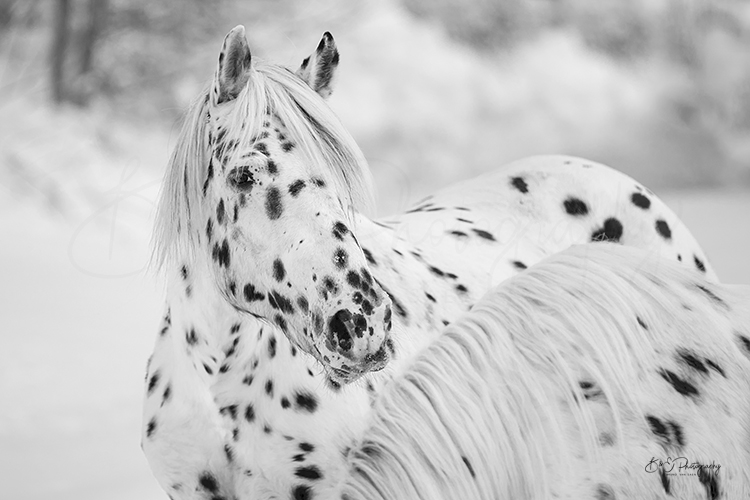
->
[325,366,363,387]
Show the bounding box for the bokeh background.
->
[1,1,749,498]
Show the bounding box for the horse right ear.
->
[296,32,340,99]
[211,25,253,107]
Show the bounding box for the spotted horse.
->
[142,26,718,500]
[341,244,750,499]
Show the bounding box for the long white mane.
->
[341,244,750,499]
[151,62,374,269]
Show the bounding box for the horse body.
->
[143,27,719,500]
[341,244,750,500]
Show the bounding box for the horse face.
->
[202,26,393,384]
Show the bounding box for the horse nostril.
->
[329,309,353,352]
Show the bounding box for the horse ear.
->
[296,32,340,99]
[211,25,252,107]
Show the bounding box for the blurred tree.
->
[51,0,71,104]
[50,0,109,106]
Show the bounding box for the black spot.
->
[292,454,306,462]
[591,218,623,243]
[255,142,268,155]
[147,371,160,395]
[323,276,338,293]
[677,350,708,374]
[292,484,311,500]
[346,270,361,289]
[361,299,373,315]
[282,142,295,152]
[295,465,323,480]
[198,472,219,493]
[242,374,254,386]
[220,404,238,420]
[296,296,309,313]
[294,390,319,413]
[646,415,669,443]
[655,219,672,240]
[455,284,468,294]
[312,177,326,188]
[265,379,274,397]
[472,229,495,241]
[696,284,727,308]
[595,484,615,499]
[202,159,214,196]
[244,403,255,422]
[462,456,475,479]
[631,192,651,209]
[243,283,265,302]
[203,363,213,375]
[206,218,213,241]
[428,266,445,277]
[212,239,231,268]
[449,230,468,238]
[228,281,237,297]
[216,199,225,225]
[697,467,720,500]
[300,442,315,452]
[737,334,750,356]
[224,444,234,463]
[659,369,699,398]
[265,186,283,220]
[268,336,277,358]
[267,158,278,175]
[637,316,648,329]
[332,221,348,240]
[281,397,290,409]
[563,197,589,216]
[362,248,376,266]
[669,421,686,447]
[289,179,306,196]
[425,292,436,303]
[333,248,348,269]
[511,176,528,193]
[186,328,198,345]
[161,384,171,405]
[705,359,726,377]
[146,417,157,438]
[512,260,527,270]
[659,467,671,494]
[273,259,286,282]
[694,255,706,273]
[263,424,272,434]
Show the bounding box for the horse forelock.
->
[151,60,374,272]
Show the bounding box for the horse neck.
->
[159,257,256,381]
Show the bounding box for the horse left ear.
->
[296,32,340,99]
[211,25,252,107]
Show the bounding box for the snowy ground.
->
[1,179,748,500]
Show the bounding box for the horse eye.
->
[227,166,255,191]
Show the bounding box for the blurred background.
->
[1,0,748,498]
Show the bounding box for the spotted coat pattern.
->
[143,28,719,500]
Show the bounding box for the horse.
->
[340,243,750,499]
[142,26,718,500]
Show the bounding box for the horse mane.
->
[341,244,726,499]
[152,61,374,270]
